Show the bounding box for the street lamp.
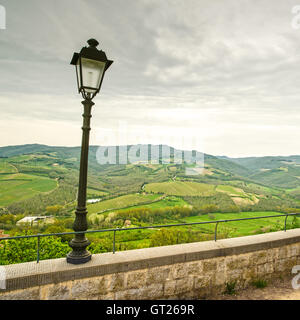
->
[67,39,113,264]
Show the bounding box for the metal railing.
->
[0,212,299,264]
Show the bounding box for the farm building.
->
[16,216,54,226]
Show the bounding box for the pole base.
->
[67,235,91,264]
[66,251,92,265]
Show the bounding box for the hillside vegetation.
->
[1,144,300,264]
[1,144,300,215]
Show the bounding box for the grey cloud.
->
[1,0,300,156]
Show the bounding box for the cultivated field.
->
[87,193,163,219]
[144,181,217,196]
[0,172,57,206]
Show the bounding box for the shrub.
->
[0,232,70,265]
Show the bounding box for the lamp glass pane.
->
[81,58,105,93]
[76,61,81,90]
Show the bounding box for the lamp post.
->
[67,39,113,264]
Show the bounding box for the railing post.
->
[113,230,116,254]
[214,222,219,241]
[37,235,40,263]
[284,214,289,232]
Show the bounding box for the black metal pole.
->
[66,97,94,264]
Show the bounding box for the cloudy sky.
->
[1,0,300,157]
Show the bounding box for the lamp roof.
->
[70,39,113,71]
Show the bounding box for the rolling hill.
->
[1,144,300,217]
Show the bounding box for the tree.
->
[46,205,63,216]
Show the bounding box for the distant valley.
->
[1,143,300,264]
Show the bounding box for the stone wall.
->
[0,229,300,300]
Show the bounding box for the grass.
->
[251,279,268,288]
[181,211,287,237]
[87,193,163,219]
[224,281,236,295]
[144,181,216,196]
[115,196,187,212]
[0,173,57,206]
[0,160,18,174]
[87,188,108,197]
[216,185,246,197]
[216,184,260,205]
[246,182,281,194]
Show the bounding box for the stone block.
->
[186,261,203,275]
[194,275,211,290]
[273,258,297,273]
[251,251,268,265]
[172,263,188,279]
[266,248,277,262]
[174,276,194,296]
[115,283,163,300]
[274,259,286,272]
[257,264,266,275]
[164,280,176,296]
[125,269,147,289]
[287,244,299,258]
[146,266,171,285]
[99,292,114,300]
[114,288,140,300]
[226,255,249,270]
[242,265,257,281]
[0,287,40,300]
[172,261,204,279]
[278,247,288,259]
[214,270,227,286]
[47,283,71,300]
[138,283,164,300]
[264,262,274,274]
[283,257,298,271]
[109,272,125,291]
[227,268,243,282]
[216,257,226,273]
[202,259,218,273]
[70,276,111,298]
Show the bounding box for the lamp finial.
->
[87,39,99,48]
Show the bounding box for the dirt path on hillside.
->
[8,163,19,174]
[211,276,300,300]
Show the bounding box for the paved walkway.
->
[212,276,300,300]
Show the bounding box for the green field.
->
[0,160,18,174]
[87,188,108,197]
[0,173,57,206]
[216,185,247,197]
[144,181,217,196]
[181,211,288,237]
[87,193,163,218]
[115,196,187,212]
[215,184,259,205]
